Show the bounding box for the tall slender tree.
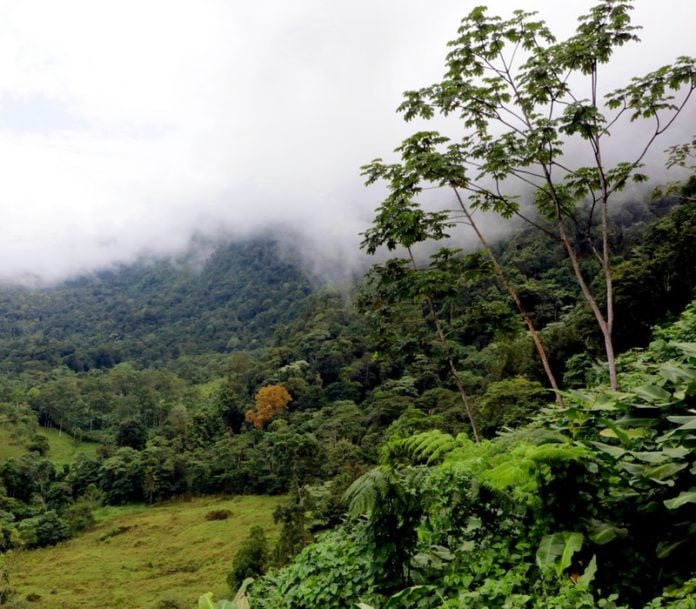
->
[364,1,695,389]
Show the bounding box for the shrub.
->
[205,509,231,521]
[227,526,269,592]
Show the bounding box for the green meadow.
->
[11,495,282,609]
[0,424,97,465]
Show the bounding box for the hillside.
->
[0,237,314,374]
[10,495,282,609]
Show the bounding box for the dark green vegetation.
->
[0,238,311,374]
[1,2,695,608]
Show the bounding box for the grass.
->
[0,424,26,462]
[0,422,97,466]
[41,427,98,465]
[11,495,283,609]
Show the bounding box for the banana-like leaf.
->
[558,532,584,577]
[588,520,627,545]
[536,531,583,577]
[536,533,566,570]
[576,555,598,589]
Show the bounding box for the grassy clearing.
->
[11,495,283,609]
[0,423,97,466]
[41,427,98,465]
[0,425,26,462]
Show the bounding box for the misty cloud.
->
[0,0,694,283]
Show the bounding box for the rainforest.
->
[1,2,696,608]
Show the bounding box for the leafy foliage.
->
[245,385,293,430]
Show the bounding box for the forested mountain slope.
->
[0,238,313,373]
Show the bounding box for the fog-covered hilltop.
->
[0,237,313,374]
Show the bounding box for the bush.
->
[62,503,96,535]
[227,526,269,592]
[16,511,70,549]
[205,509,231,521]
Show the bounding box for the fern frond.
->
[381,430,459,466]
[343,467,392,518]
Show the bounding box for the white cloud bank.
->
[0,0,694,282]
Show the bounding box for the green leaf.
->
[633,384,671,402]
[662,447,690,459]
[536,532,583,576]
[630,451,671,464]
[558,532,584,577]
[199,593,216,609]
[664,489,696,509]
[670,342,696,357]
[667,415,696,431]
[576,555,598,588]
[659,362,696,383]
[588,520,627,545]
[599,425,647,440]
[644,461,688,484]
[656,539,686,559]
[590,441,626,459]
[536,533,566,570]
[615,414,659,428]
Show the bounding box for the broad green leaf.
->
[667,415,696,431]
[199,593,216,609]
[558,532,584,577]
[615,414,659,428]
[230,577,252,609]
[645,461,688,484]
[662,446,690,459]
[590,441,626,459]
[576,555,598,589]
[588,520,627,545]
[599,426,647,440]
[659,362,696,383]
[620,462,647,476]
[656,539,686,559]
[587,393,621,411]
[663,489,696,509]
[598,418,629,443]
[536,533,566,570]
[630,451,671,464]
[633,384,671,402]
[536,532,583,576]
[384,586,437,609]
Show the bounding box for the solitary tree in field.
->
[363,0,695,390]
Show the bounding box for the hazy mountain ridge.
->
[0,237,313,373]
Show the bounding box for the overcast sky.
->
[0,1,694,283]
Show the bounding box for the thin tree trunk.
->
[451,187,564,404]
[556,220,618,390]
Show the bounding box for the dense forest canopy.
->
[1,1,695,608]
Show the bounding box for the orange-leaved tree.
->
[245,384,292,429]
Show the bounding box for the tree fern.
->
[381,430,461,466]
[343,467,394,518]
